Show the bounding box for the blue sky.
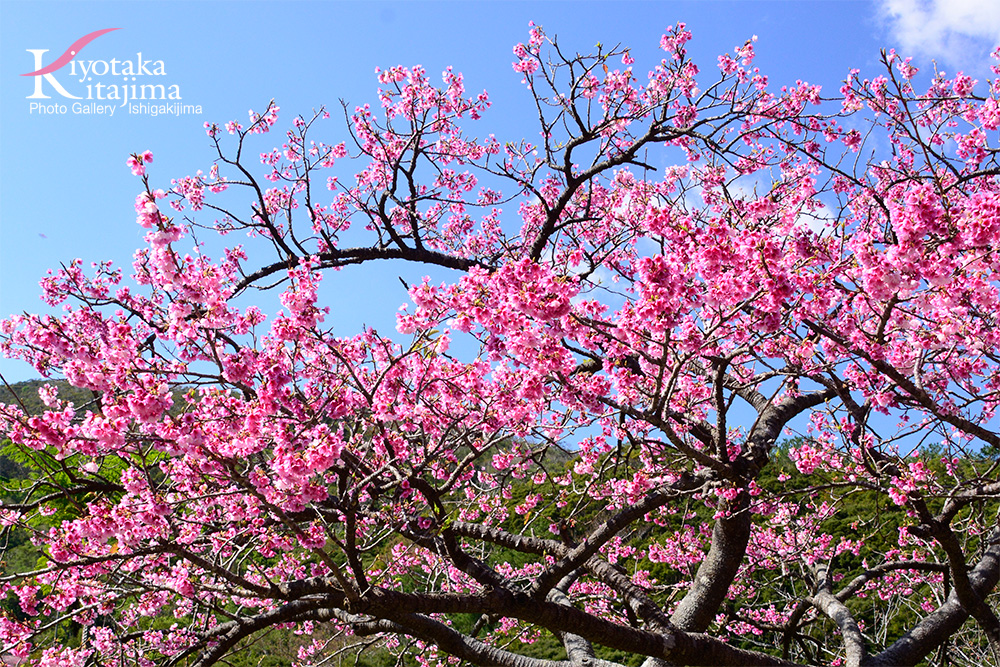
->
[2,0,1000,382]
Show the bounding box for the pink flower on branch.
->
[2,22,1000,667]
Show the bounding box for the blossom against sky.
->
[1,0,999,382]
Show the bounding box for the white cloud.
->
[878,0,1000,67]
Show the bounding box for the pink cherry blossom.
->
[2,25,1000,667]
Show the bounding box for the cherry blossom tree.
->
[3,22,1000,667]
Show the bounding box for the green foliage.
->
[0,378,97,416]
[1,376,997,665]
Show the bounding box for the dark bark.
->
[869,529,1000,666]
[669,494,752,632]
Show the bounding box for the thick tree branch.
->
[870,528,1000,666]
[810,562,867,667]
